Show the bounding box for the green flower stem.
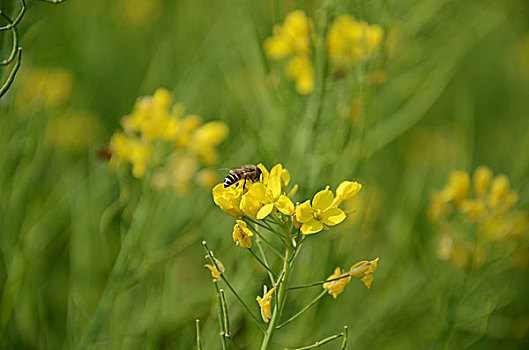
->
[287,272,353,290]
[276,290,327,329]
[247,248,278,278]
[341,326,348,350]
[195,319,202,350]
[214,282,228,350]
[76,185,153,349]
[202,241,267,333]
[260,237,293,350]
[0,12,19,65]
[243,218,283,259]
[220,289,238,350]
[255,240,276,286]
[288,330,345,350]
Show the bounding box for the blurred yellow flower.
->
[16,68,75,109]
[233,220,253,248]
[46,110,102,151]
[117,0,162,27]
[430,166,528,268]
[263,10,315,95]
[109,132,152,178]
[295,186,346,234]
[256,285,275,323]
[190,121,229,165]
[323,267,351,299]
[327,14,383,72]
[204,256,225,281]
[196,168,219,190]
[285,55,314,95]
[263,10,313,60]
[349,257,379,289]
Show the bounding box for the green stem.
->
[256,240,276,286]
[288,331,344,350]
[202,241,267,333]
[220,289,238,349]
[260,240,293,350]
[214,283,228,350]
[288,272,353,290]
[243,218,283,259]
[341,326,348,349]
[247,248,278,278]
[195,319,203,350]
[276,290,326,329]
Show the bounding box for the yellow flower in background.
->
[46,110,102,152]
[349,257,379,289]
[285,55,314,94]
[442,171,471,206]
[323,267,351,299]
[263,10,313,60]
[189,121,229,165]
[16,68,75,109]
[296,186,346,234]
[430,166,528,268]
[263,10,315,95]
[327,14,383,72]
[256,285,275,323]
[109,132,152,178]
[117,0,162,27]
[108,88,228,195]
[204,256,225,281]
[233,220,253,248]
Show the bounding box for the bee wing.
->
[218,167,239,172]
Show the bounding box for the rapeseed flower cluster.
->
[263,11,383,94]
[429,166,529,268]
[213,163,361,235]
[207,163,378,347]
[108,88,228,195]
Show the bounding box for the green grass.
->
[1,0,529,349]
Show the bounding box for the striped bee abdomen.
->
[224,171,242,188]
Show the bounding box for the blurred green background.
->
[1,0,529,348]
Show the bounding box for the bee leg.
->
[243,179,247,191]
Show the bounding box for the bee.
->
[223,164,262,189]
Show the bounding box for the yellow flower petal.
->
[296,200,313,223]
[257,203,275,220]
[275,195,294,215]
[268,175,282,199]
[320,207,346,226]
[301,219,324,234]
[336,181,362,200]
[312,187,334,211]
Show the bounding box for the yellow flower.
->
[322,267,351,299]
[204,256,225,281]
[247,175,295,220]
[331,180,362,207]
[263,10,313,60]
[472,166,493,197]
[121,88,179,141]
[441,171,470,205]
[488,174,510,209]
[285,55,314,95]
[256,285,275,323]
[46,110,102,151]
[459,199,486,222]
[295,186,346,234]
[233,220,253,248]
[349,257,379,289]
[212,183,244,218]
[327,14,383,68]
[428,190,450,220]
[190,121,229,165]
[109,132,152,178]
[196,168,219,190]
